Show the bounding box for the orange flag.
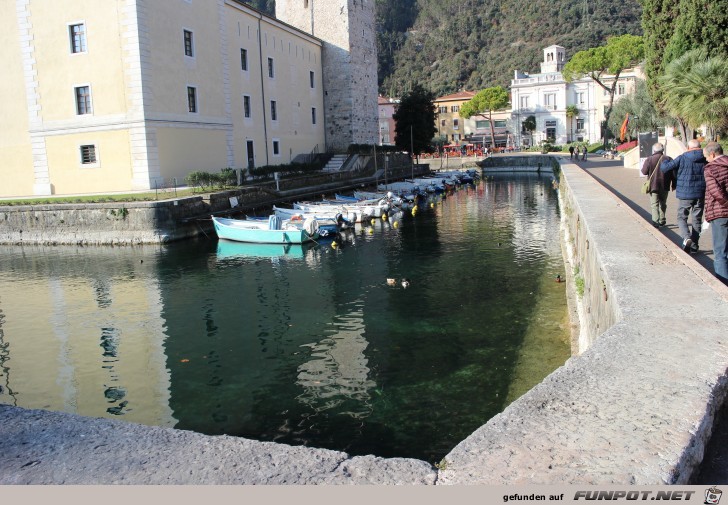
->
[619,114,630,141]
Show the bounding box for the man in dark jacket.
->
[641,142,674,227]
[660,139,707,253]
[703,142,728,285]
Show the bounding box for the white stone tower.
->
[276,0,379,152]
[540,45,566,73]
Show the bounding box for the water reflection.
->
[0,247,175,426]
[297,304,376,419]
[0,176,569,461]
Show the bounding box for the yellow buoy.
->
[371,218,376,225]
[368,228,374,235]
[393,221,399,228]
[382,213,388,221]
[430,202,435,208]
[331,241,338,249]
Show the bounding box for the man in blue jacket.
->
[661,139,707,253]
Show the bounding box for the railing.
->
[301,144,319,166]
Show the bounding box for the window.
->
[270,100,277,120]
[520,96,529,109]
[576,118,585,131]
[545,120,557,127]
[272,140,280,156]
[575,91,585,104]
[544,93,556,109]
[476,120,488,129]
[75,86,92,115]
[311,107,316,124]
[187,86,197,113]
[438,106,447,114]
[80,144,97,164]
[453,119,459,130]
[69,23,86,54]
[268,57,274,78]
[618,83,626,95]
[441,119,446,127]
[451,105,459,113]
[183,30,194,57]
[243,95,251,118]
[494,120,507,128]
[309,71,315,88]
[241,48,248,71]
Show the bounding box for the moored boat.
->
[212,215,318,244]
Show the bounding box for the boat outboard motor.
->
[303,217,319,237]
[268,215,282,230]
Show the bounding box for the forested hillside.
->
[242,0,643,98]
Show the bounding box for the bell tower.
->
[276,0,379,152]
[540,45,566,73]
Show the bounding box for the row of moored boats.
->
[211,169,480,244]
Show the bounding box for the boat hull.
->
[212,216,314,244]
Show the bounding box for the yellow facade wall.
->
[155,128,230,181]
[0,1,34,197]
[145,2,226,119]
[30,0,128,121]
[45,130,133,195]
[225,4,325,168]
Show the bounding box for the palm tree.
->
[659,49,728,141]
[565,105,579,143]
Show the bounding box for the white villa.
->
[510,45,644,147]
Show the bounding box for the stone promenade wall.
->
[438,159,728,484]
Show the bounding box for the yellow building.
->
[1,1,326,198]
[433,91,476,145]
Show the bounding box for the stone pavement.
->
[570,154,715,274]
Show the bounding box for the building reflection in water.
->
[296,304,376,419]
[0,246,175,427]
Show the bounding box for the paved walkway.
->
[568,154,715,272]
[564,153,727,484]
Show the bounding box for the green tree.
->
[393,84,437,161]
[522,115,536,147]
[565,105,579,143]
[242,0,274,15]
[562,34,644,148]
[641,0,728,115]
[659,49,728,141]
[608,79,666,140]
[460,86,510,148]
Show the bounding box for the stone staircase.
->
[322,154,348,172]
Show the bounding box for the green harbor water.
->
[0,175,570,463]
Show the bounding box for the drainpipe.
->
[257,16,270,166]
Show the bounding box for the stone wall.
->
[478,155,558,173]
[0,197,208,245]
[438,159,728,484]
[276,0,378,152]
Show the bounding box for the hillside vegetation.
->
[242,0,643,98]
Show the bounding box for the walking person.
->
[703,142,728,285]
[569,145,575,160]
[581,145,587,161]
[641,143,674,228]
[660,139,707,253]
